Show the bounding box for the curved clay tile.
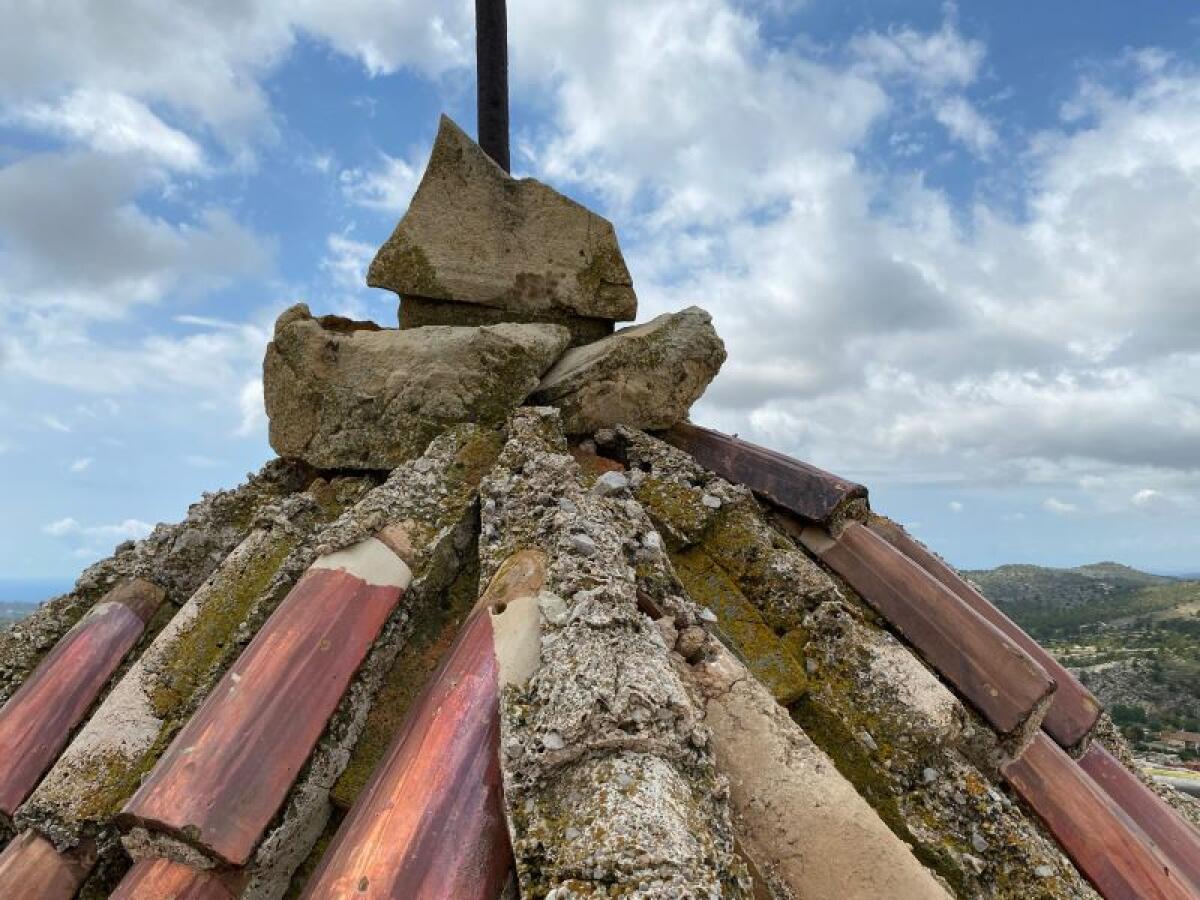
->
[1004,734,1199,900]
[799,521,1057,736]
[659,422,867,523]
[0,830,94,900]
[868,517,1101,748]
[1079,743,1200,892]
[0,578,163,820]
[301,550,545,899]
[110,857,234,900]
[120,537,411,866]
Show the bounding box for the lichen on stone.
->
[481,408,749,898]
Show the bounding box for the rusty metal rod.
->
[475,0,510,171]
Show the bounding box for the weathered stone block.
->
[264,303,569,469]
[368,115,636,324]
[531,306,727,433]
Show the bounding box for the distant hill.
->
[963,561,1200,640]
[0,602,37,629]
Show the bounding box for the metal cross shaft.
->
[475,0,510,172]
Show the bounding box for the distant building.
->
[1160,731,1200,752]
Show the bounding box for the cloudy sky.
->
[2,0,1199,592]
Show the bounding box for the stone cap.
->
[367,115,637,323]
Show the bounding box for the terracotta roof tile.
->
[1079,743,1200,892]
[119,538,410,866]
[659,422,867,523]
[0,830,95,900]
[1004,734,1199,900]
[110,858,234,900]
[0,578,164,820]
[868,518,1101,748]
[300,551,540,899]
[798,521,1057,735]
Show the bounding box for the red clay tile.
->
[120,538,410,866]
[659,422,867,523]
[869,518,1101,748]
[302,606,510,899]
[1004,734,1199,900]
[301,550,548,900]
[0,578,164,819]
[110,857,235,900]
[1079,743,1200,892]
[0,830,95,900]
[798,522,1056,735]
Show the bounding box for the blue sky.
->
[2,1,1200,592]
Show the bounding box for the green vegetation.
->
[964,561,1200,640]
[965,561,1200,749]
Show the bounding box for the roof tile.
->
[868,518,1101,747]
[302,602,511,898]
[798,521,1056,735]
[0,830,94,900]
[0,579,163,819]
[659,422,867,523]
[1079,743,1200,892]
[119,540,408,866]
[110,858,234,900]
[1004,733,1199,900]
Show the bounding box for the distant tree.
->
[1112,704,1147,726]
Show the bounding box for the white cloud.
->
[8,89,204,171]
[43,517,81,537]
[41,415,71,433]
[1043,498,1079,515]
[1131,488,1178,515]
[236,378,267,437]
[340,153,424,214]
[849,10,985,90]
[321,233,377,291]
[43,516,154,562]
[934,95,998,154]
[0,0,474,142]
[505,2,1200,508]
[948,500,964,513]
[69,457,93,473]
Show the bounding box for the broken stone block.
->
[531,306,727,433]
[264,303,569,469]
[368,115,636,328]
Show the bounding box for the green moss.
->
[71,721,178,821]
[672,548,806,704]
[371,234,448,298]
[147,531,298,719]
[634,476,712,550]
[574,243,626,300]
[331,553,481,808]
